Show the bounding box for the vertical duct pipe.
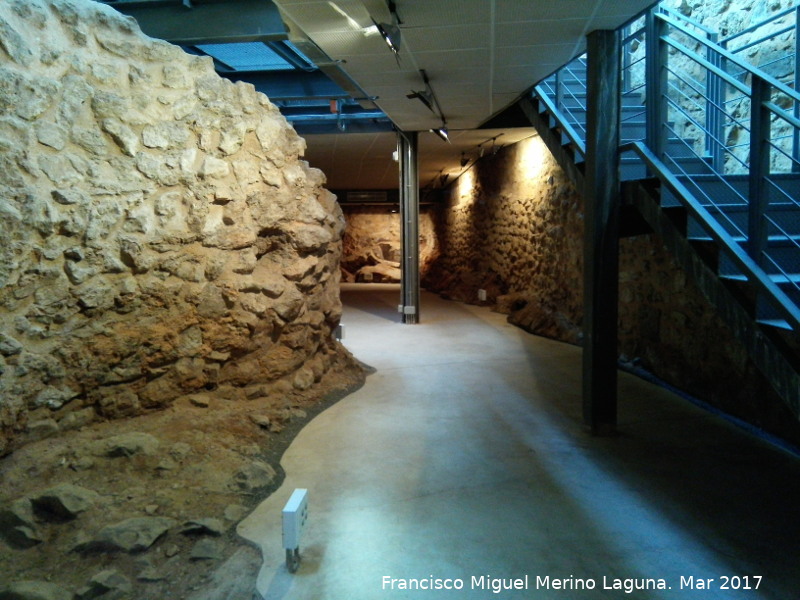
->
[398,130,420,324]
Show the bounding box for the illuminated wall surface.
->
[426,136,800,444]
[341,206,439,283]
[0,0,357,455]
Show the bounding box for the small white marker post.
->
[282,488,308,573]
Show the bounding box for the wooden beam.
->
[582,29,622,435]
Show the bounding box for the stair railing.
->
[533,1,800,332]
[720,4,800,171]
[654,9,800,329]
[536,55,588,158]
[621,140,800,332]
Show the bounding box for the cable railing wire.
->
[533,0,800,331]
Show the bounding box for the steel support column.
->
[749,76,772,319]
[582,29,621,435]
[398,131,420,324]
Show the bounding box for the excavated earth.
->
[0,356,368,600]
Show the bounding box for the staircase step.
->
[721,273,800,310]
[559,96,646,113]
[724,273,800,285]
[685,202,800,240]
[758,318,793,331]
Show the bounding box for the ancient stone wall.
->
[425,135,800,443]
[424,138,584,342]
[341,205,438,283]
[0,0,352,455]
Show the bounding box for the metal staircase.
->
[525,2,800,421]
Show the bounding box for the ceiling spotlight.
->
[430,125,449,143]
[373,19,401,54]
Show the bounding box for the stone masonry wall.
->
[424,138,584,342]
[0,0,352,455]
[341,205,438,283]
[425,135,800,443]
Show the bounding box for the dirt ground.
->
[0,356,369,600]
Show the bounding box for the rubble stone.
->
[30,483,98,521]
[79,516,176,553]
[0,0,351,456]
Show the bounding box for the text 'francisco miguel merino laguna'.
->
[381,575,677,594]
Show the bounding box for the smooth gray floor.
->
[238,284,800,600]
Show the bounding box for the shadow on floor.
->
[340,283,402,323]
[509,331,800,598]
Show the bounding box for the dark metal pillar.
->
[749,76,772,320]
[582,29,621,435]
[398,131,420,324]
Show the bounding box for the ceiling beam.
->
[104,0,288,45]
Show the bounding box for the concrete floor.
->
[238,284,800,600]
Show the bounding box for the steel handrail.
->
[658,4,717,36]
[533,84,587,157]
[721,5,798,47]
[662,30,751,95]
[621,141,800,332]
[658,12,800,103]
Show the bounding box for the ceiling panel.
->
[414,48,492,70]
[597,0,657,20]
[312,29,390,56]
[280,2,360,34]
[272,0,658,190]
[495,0,603,23]
[403,24,490,52]
[493,43,577,67]
[399,0,491,26]
[347,68,422,88]
[495,20,591,48]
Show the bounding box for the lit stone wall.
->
[341,205,439,283]
[0,0,356,454]
[425,135,800,442]
[424,138,584,342]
